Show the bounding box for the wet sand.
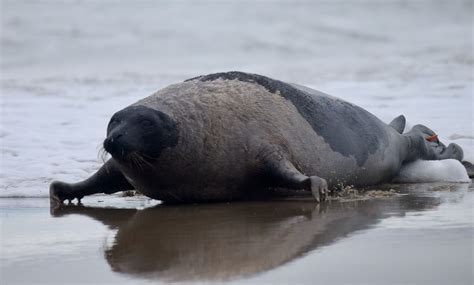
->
[1,182,472,284]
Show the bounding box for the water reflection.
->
[50,183,469,282]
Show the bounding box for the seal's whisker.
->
[97,145,109,163]
[136,151,158,161]
[136,155,148,170]
[129,153,144,170]
[134,152,154,168]
[128,153,137,169]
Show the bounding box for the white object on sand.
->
[394,159,470,183]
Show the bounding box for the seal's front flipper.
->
[50,159,134,205]
[389,115,406,134]
[262,152,329,202]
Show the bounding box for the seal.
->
[50,71,467,204]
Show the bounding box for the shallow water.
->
[1,183,473,284]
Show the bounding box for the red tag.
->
[426,134,438,142]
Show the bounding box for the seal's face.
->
[103,105,178,164]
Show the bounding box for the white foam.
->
[394,159,470,183]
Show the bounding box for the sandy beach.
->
[1,182,473,284]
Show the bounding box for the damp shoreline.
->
[1,182,473,284]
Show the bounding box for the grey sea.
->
[1,0,473,284]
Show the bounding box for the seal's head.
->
[103,105,178,163]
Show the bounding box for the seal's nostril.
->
[103,133,126,157]
[104,137,113,148]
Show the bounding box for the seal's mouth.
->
[103,137,157,169]
[103,136,130,161]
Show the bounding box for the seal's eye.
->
[140,119,153,128]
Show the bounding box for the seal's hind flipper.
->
[389,115,406,134]
[403,124,465,163]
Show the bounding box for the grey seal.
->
[50,71,466,204]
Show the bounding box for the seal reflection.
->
[51,191,442,282]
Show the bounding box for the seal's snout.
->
[103,133,128,158]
